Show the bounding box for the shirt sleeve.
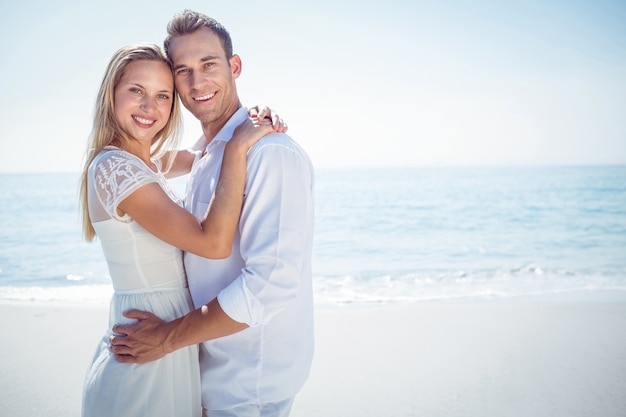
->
[217,135,314,326]
[92,151,159,222]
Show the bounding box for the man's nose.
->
[190,71,206,91]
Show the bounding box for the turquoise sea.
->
[1,166,625,305]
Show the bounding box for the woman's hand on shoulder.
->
[248,105,288,133]
[228,117,275,153]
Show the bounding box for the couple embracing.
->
[80,9,314,417]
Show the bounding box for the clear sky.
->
[1,0,625,172]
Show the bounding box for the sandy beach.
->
[1,298,625,417]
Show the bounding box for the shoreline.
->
[1,286,625,309]
[1,300,625,416]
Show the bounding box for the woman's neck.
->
[112,139,157,172]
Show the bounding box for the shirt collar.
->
[211,107,249,144]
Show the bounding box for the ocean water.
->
[1,166,625,306]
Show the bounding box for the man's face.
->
[169,27,241,129]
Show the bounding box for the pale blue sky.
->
[1,0,625,172]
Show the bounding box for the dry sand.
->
[1,299,625,416]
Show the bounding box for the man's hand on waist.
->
[109,310,173,364]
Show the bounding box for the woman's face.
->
[113,60,174,144]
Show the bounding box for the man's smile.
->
[194,92,216,102]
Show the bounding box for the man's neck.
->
[201,101,243,145]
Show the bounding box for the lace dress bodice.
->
[87,147,186,292]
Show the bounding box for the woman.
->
[79,43,284,417]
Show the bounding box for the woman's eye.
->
[130,87,142,94]
[158,94,170,100]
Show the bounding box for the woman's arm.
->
[162,106,287,179]
[160,135,206,179]
[117,118,273,258]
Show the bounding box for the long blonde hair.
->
[79,43,182,241]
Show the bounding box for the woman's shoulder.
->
[93,146,133,165]
[92,147,155,175]
[91,148,159,191]
[91,147,162,208]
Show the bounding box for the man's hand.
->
[109,310,172,364]
[110,300,248,364]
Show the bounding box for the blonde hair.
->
[79,43,182,241]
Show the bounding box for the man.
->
[110,10,315,417]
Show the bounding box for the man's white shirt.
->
[183,107,315,410]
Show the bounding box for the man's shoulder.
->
[251,132,307,157]
[255,131,295,146]
[248,133,313,172]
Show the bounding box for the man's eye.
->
[176,68,189,75]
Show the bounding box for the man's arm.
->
[110,298,248,364]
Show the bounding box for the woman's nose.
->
[140,95,156,111]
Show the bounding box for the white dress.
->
[82,147,201,417]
